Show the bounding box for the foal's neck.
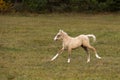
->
[62,33,71,42]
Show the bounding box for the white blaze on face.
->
[54,32,61,41]
[54,36,57,41]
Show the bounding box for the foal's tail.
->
[86,34,96,42]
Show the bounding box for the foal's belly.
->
[69,39,82,49]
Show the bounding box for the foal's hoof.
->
[67,59,70,63]
[87,61,90,63]
[67,61,70,63]
[98,57,102,59]
[67,60,70,63]
[87,59,90,63]
[50,59,54,62]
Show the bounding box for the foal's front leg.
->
[51,48,64,61]
[67,48,72,63]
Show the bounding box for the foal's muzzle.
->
[54,37,57,41]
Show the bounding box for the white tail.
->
[86,34,96,42]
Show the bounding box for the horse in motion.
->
[51,30,101,63]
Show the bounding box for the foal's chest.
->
[63,41,69,49]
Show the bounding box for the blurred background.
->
[0,0,120,13]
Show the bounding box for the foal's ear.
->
[59,29,61,32]
[59,29,63,32]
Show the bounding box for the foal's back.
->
[68,34,89,49]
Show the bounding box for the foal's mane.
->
[62,31,68,36]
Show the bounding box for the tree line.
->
[0,0,120,13]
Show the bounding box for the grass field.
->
[0,14,120,80]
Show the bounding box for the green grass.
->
[0,14,120,80]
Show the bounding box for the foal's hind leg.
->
[87,45,101,59]
[81,45,90,63]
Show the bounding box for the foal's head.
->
[54,30,67,41]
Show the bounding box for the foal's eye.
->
[57,35,61,37]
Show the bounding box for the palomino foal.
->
[51,30,101,63]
